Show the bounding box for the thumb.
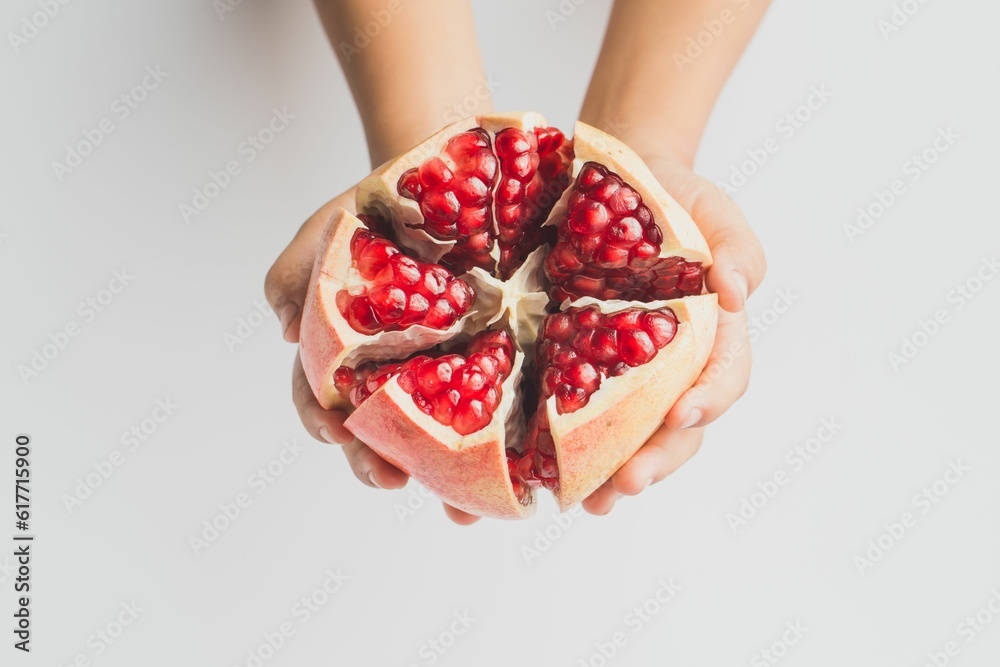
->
[689,184,767,313]
[265,191,355,342]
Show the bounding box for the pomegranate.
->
[301,113,717,519]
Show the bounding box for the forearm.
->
[314,0,491,167]
[581,0,770,167]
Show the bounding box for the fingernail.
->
[731,270,748,309]
[367,471,382,489]
[278,303,298,337]
[318,426,337,444]
[679,408,702,430]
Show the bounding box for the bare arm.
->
[581,0,771,167]
[314,0,491,166]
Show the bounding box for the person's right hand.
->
[264,190,483,525]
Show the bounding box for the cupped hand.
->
[582,153,767,515]
[264,190,481,524]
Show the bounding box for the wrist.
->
[579,101,699,170]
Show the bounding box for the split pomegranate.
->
[300,113,717,519]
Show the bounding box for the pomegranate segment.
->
[333,329,515,436]
[508,305,680,494]
[397,129,499,274]
[494,126,573,279]
[544,162,704,303]
[336,229,475,335]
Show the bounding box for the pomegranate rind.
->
[547,294,718,509]
[545,121,712,267]
[344,351,533,519]
[300,209,470,410]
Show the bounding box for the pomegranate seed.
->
[456,207,489,235]
[453,399,490,435]
[619,329,656,366]
[606,310,643,330]
[595,245,630,269]
[563,359,600,394]
[467,353,500,382]
[495,128,532,155]
[347,299,381,334]
[401,293,430,324]
[544,313,574,342]
[577,163,606,188]
[642,312,678,346]
[398,170,422,199]
[367,285,406,324]
[444,280,474,311]
[424,299,457,328]
[432,389,460,425]
[420,190,460,222]
[418,157,454,188]
[454,176,489,206]
[589,177,621,202]
[555,384,588,414]
[397,369,418,393]
[607,217,643,247]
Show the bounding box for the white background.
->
[2,0,999,665]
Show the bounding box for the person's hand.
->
[580,152,766,515]
[264,190,484,525]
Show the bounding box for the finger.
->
[687,181,767,313]
[292,352,354,445]
[611,426,704,496]
[264,191,355,342]
[581,479,621,516]
[664,308,751,430]
[342,438,409,490]
[442,503,481,526]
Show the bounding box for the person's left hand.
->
[580,152,766,515]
